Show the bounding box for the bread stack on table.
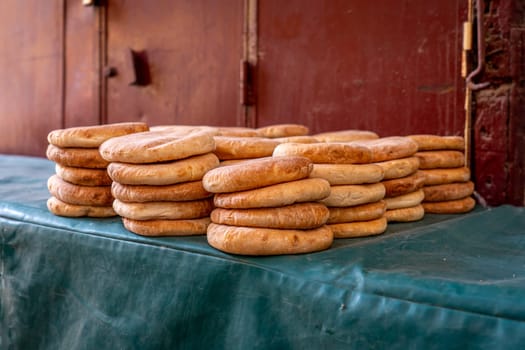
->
[203,156,333,255]
[409,135,476,214]
[45,122,149,217]
[99,129,219,236]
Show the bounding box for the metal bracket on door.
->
[466,0,490,91]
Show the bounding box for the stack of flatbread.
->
[273,139,388,238]
[46,122,149,217]
[99,129,219,236]
[203,156,333,255]
[409,135,476,214]
[354,137,426,223]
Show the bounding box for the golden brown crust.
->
[375,156,420,180]
[55,163,112,186]
[415,150,465,169]
[99,129,215,163]
[272,142,372,164]
[274,136,320,144]
[320,183,385,207]
[112,198,213,220]
[420,167,471,186]
[384,189,425,210]
[206,224,333,255]
[350,136,418,162]
[122,217,210,236]
[327,200,386,223]
[385,205,425,222]
[203,156,312,193]
[213,136,280,160]
[328,217,387,238]
[47,122,149,148]
[256,124,309,138]
[47,175,113,206]
[107,153,219,185]
[216,126,260,137]
[422,181,475,202]
[309,163,384,185]
[46,144,109,169]
[47,196,116,217]
[149,125,219,136]
[314,129,379,142]
[213,178,331,209]
[382,171,426,197]
[210,203,329,229]
[407,134,465,151]
[111,181,212,203]
[422,196,476,214]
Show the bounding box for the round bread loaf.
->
[47,122,149,148]
[420,167,471,186]
[382,171,426,197]
[99,129,215,163]
[214,178,331,209]
[422,196,476,214]
[328,217,387,238]
[384,189,424,210]
[274,136,320,144]
[55,163,112,186]
[385,204,425,222]
[256,124,309,138]
[107,153,219,185]
[149,125,219,136]
[422,181,475,202]
[47,175,113,206]
[375,156,420,180]
[408,134,465,151]
[320,183,385,207]
[46,144,109,169]
[213,136,280,160]
[216,126,260,137]
[112,198,213,221]
[327,200,386,224]
[210,203,329,229]
[272,142,372,164]
[47,196,116,217]
[203,156,312,193]
[309,163,384,185]
[122,217,210,236]
[350,136,418,162]
[314,129,379,142]
[415,150,465,169]
[207,223,333,255]
[111,181,212,203]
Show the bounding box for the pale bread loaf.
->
[256,124,309,138]
[314,129,379,142]
[213,136,280,160]
[207,224,333,255]
[47,196,116,217]
[328,217,387,238]
[384,189,425,210]
[420,167,471,186]
[47,144,109,169]
[375,156,420,180]
[122,217,211,236]
[327,200,386,224]
[385,204,425,222]
[149,125,219,136]
[112,198,213,220]
[274,136,320,144]
[320,183,385,207]
[349,136,418,162]
[55,163,112,186]
[111,181,212,203]
[272,142,372,164]
[309,163,384,185]
[408,134,465,151]
[382,171,426,197]
[47,175,113,206]
[422,181,475,202]
[415,150,465,169]
[422,196,476,214]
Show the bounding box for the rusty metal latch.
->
[465,0,490,91]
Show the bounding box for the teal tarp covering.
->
[1,155,524,349]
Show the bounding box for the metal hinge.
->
[240,60,256,106]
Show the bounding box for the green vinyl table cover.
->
[0,154,524,349]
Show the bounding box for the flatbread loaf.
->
[422,196,476,214]
[111,181,212,203]
[55,163,112,186]
[328,217,387,238]
[320,183,385,207]
[213,136,280,160]
[47,122,149,148]
[382,171,426,197]
[210,203,329,229]
[309,163,384,185]
[99,129,215,163]
[203,156,312,193]
[46,144,109,169]
[274,136,320,144]
[415,150,465,169]
[314,129,379,142]
[384,189,424,210]
[207,223,333,255]
[420,167,471,186]
[112,198,213,220]
[149,125,219,136]
[375,156,420,180]
[216,126,260,137]
[408,134,465,151]
[272,142,372,164]
[327,200,386,224]
[213,178,331,209]
[107,153,219,185]
[385,204,425,222]
[47,175,113,206]
[122,217,210,236]
[47,196,116,217]
[422,181,475,202]
[349,136,418,162]
[256,123,309,138]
